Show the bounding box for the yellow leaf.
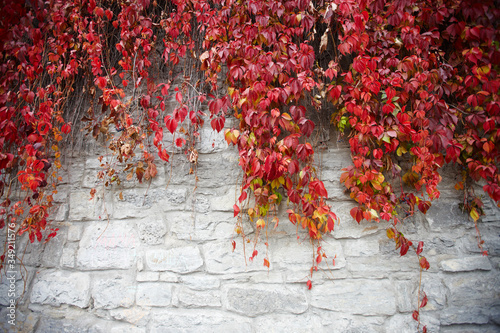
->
[470,208,480,222]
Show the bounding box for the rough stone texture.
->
[77,221,139,270]
[92,274,135,309]
[30,270,90,308]
[311,279,397,315]
[145,246,203,273]
[8,137,500,332]
[225,284,308,316]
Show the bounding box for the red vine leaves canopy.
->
[0,0,498,270]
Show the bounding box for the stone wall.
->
[1,124,499,332]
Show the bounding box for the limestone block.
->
[440,306,490,325]
[136,282,172,307]
[0,273,24,306]
[110,325,146,333]
[92,274,135,309]
[67,224,83,241]
[425,200,470,232]
[137,218,167,245]
[197,126,229,154]
[225,284,308,316]
[60,243,78,268]
[271,238,346,272]
[136,272,159,282]
[440,256,492,272]
[210,187,237,212]
[109,307,150,327]
[173,287,222,307]
[159,272,179,282]
[343,238,380,257]
[180,274,220,290]
[113,188,187,219]
[149,310,252,333]
[253,314,324,332]
[30,270,90,308]
[145,246,203,273]
[203,240,267,274]
[41,231,65,268]
[310,279,397,315]
[77,221,139,270]
[444,273,500,307]
[69,190,112,221]
[170,211,235,241]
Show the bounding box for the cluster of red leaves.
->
[0,1,498,309]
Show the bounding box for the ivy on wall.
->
[0,0,499,330]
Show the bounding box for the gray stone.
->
[77,221,139,270]
[109,307,150,327]
[113,188,187,219]
[145,246,203,273]
[30,270,90,308]
[254,313,324,332]
[60,243,78,268]
[159,272,179,282]
[440,256,492,272]
[440,307,490,325]
[41,231,65,267]
[425,200,470,232]
[137,218,167,245]
[343,238,380,257]
[136,272,159,282]
[170,211,235,241]
[149,310,252,332]
[110,325,146,333]
[444,273,500,307]
[310,279,397,315]
[173,287,221,307]
[136,282,172,307]
[225,284,308,316]
[394,280,417,313]
[180,275,220,290]
[92,274,135,309]
[67,224,83,241]
[210,187,237,212]
[198,127,229,154]
[203,240,267,274]
[69,190,112,221]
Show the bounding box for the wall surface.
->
[1,124,500,333]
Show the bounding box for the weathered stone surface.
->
[311,279,397,315]
[425,200,470,231]
[109,307,150,327]
[41,230,65,268]
[440,256,492,272]
[210,187,237,212]
[60,242,78,268]
[30,270,90,308]
[394,280,417,313]
[67,224,83,241]
[170,211,235,240]
[136,282,172,307]
[343,238,380,257]
[331,202,388,239]
[198,127,229,154]
[254,313,324,332]
[225,284,308,316]
[113,188,187,219]
[347,255,417,278]
[145,246,203,273]
[203,240,267,274]
[136,272,159,282]
[92,274,135,309]
[109,325,146,333]
[180,274,220,290]
[77,221,138,270]
[173,287,221,307]
[149,310,252,333]
[137,218,167,245]
[444,273,500,307]
[69,190,111,221]
[440,307,490,325]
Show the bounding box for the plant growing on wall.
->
[0,0,498,329]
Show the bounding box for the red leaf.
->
[419,257,430,270]
[158,148,169,162]
[175,137,186,147]
[412,310,419,321]
[420,293,428,308]
[95,76,107,90]
[307,280,312,290]
[176,91,183,104]
[61,123,71,134]
[416,241,424,255]
[233,204,240,217]
[231,240,236,252]
[263,258,270,268]
[165,116,178,134]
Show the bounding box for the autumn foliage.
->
[0,1,499,323]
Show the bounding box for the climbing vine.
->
[0,0,499,330]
